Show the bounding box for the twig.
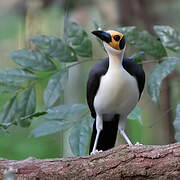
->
[65,59,92,69]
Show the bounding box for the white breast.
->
[94,67,139,117]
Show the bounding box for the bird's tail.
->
[89,114,119,154]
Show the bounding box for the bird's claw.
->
[135,142,143,145]
[90,150,103,155]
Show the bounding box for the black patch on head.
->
[113,35,120,41]
[119,36,126,49]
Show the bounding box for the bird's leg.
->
[120,130,132,145]
[118,118,132,145]
[91,114,103,155]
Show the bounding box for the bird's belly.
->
[94,71,139,116]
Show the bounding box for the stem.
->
[65,59,92,69]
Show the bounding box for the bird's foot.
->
[90,149,103,155]
[135,142,143,145]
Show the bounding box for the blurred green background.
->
[0,0,180,160]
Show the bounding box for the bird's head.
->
[92,30,126,55]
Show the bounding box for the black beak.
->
[91,30,112,43]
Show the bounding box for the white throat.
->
[103,42,125,72]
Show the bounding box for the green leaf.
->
[148,57,180,102]
[18,87,36,116]
[30,120,72,137]
[116,26,138,44]
[0,68,36,84]
[9,49,56,71]
[64,20,92,57]
[173,102,180,141]
[129,51,145,63]
[44,104,88,121]
[135,30,167,58]
[30,35,77,62]
[0,96,17,123]
[69,117,91,156]
[30,104,88,138]
[128,106,142,125]
[116,26,167,58]
[74,38,92,57]
[153,25,180,52]
[18,87,36,127]
[44,69,68,108]
[0,82,23,94]
[0,127,8,133]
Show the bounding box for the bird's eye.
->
[113,35,120,41]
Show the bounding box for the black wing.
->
[86,57,145,118]
[86,58,109,118]
[122,58,145,99]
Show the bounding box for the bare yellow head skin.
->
[106,30,124,50]
[92,29,126,51]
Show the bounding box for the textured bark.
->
[1,143,180,180]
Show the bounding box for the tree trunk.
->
[160,76,176,143]
[1,143,180,180]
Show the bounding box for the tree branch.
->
[1,143,180,179]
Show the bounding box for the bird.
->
[87,29,145,155]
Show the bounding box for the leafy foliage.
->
[128,106,142,125]
[18,87,36,127]
[43,104,88,120]
[64,20,92,57]
[0,96,17,124]
[129,51,145,63]
[148,57,180,102]
[69,116,92,156]
[30,120,70,138]
[154,26,180,53]
[0,22,180,156]
[29,35,77,62]
[9,49,56,71]
[0,68,36,83]
[116,26,167,58]
[30,104,89,137]
[0,20,92,138]
[44,69,68,108]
